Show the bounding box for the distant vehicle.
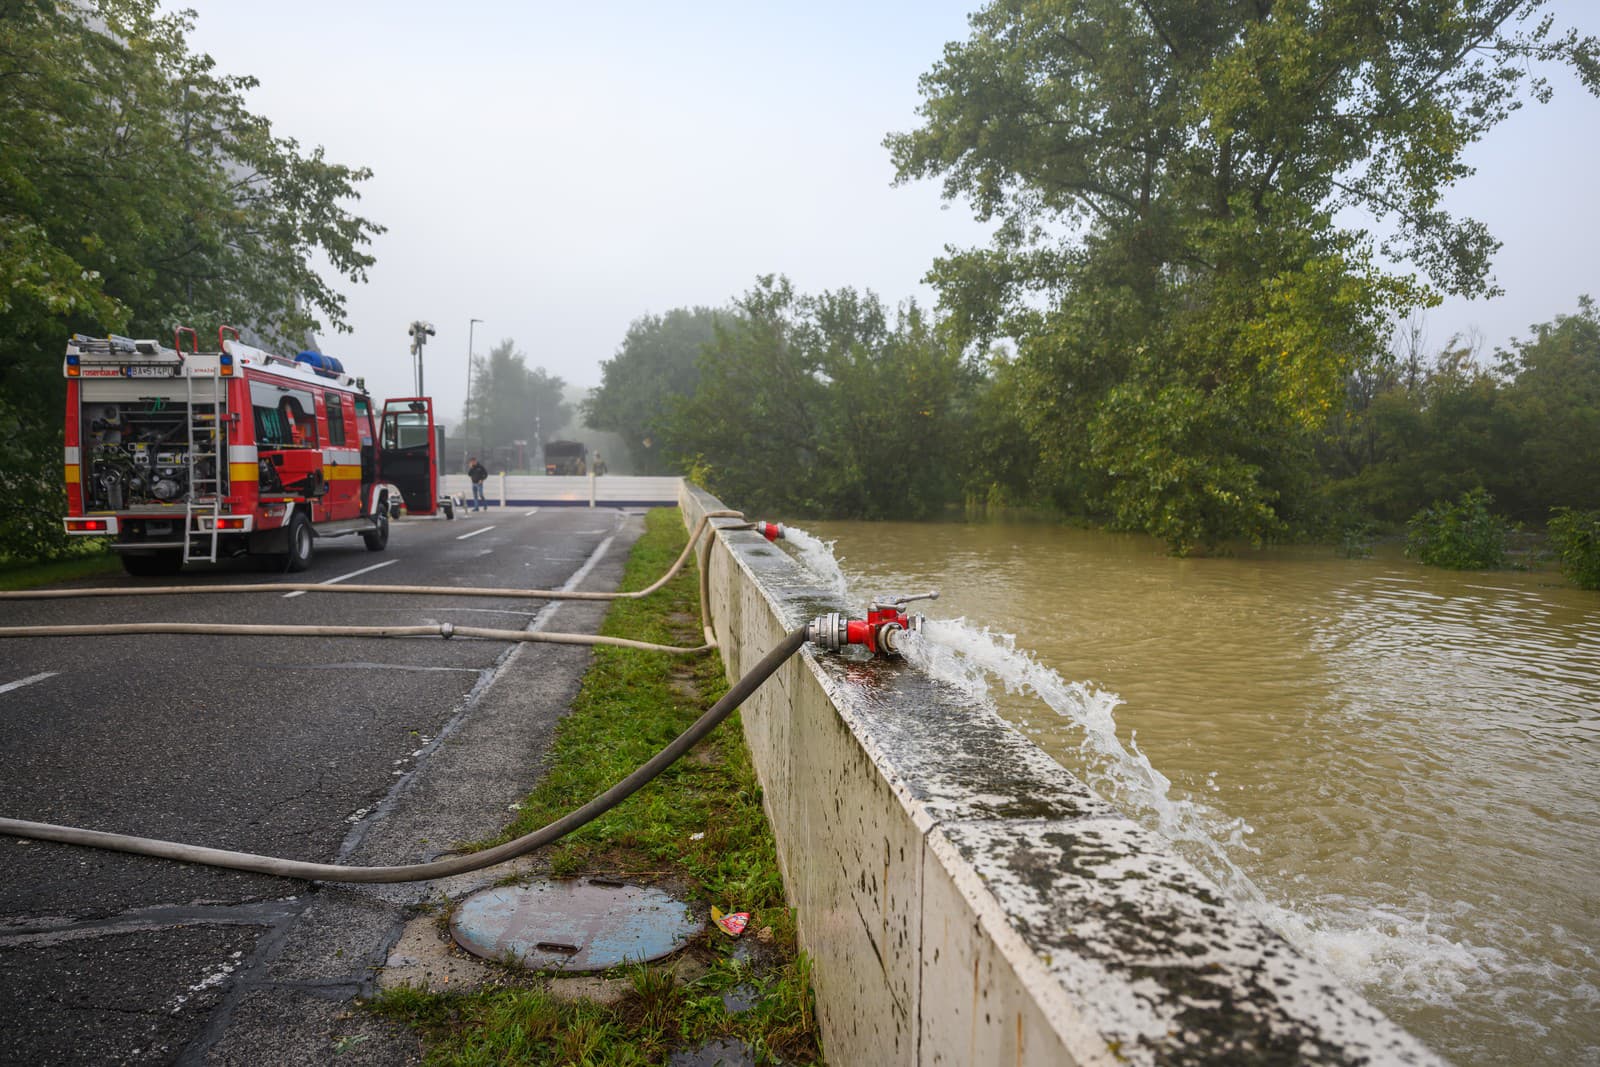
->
[543,440,587,476]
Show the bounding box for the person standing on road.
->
[468,456,488,512]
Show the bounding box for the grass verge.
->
[0,547,121,590]
[371,508,821,1065]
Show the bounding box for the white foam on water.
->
[903,618,1267,906]
[1266,899,1496,1002]
[904,617,1518,1042]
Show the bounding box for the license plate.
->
[124,365,174,378]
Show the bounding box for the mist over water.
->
[780,520,1600,1067]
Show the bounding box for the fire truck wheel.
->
[362,512,389,551]
[285,512,315,572]
[121,549,183,578]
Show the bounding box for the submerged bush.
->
[1404,487,1511,569]
[1548,507,1600,589]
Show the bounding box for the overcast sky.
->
[178,2,1600,424]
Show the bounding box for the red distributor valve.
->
[755,521,786,542]
[806,591,939,657]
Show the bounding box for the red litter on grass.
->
[711,907,749,937]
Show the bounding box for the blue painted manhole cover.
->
[450,878,704,972]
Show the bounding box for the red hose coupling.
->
[806,591,938,657]
[756,521,786,542]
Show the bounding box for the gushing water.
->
[894,619,1487,1011]
[772,525,854,603]
[781,525,1267,901]
[900,619,1268,909]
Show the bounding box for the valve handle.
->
[873,590,939,609]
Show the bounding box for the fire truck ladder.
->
[183,365,224,563]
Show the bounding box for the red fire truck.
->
[61,327,445,576]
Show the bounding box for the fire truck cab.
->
[62,329,426,577]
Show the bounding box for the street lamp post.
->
[407,320,436,396]
[464,317,483,449]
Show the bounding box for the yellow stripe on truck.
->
[65,464,79,484]
[229,462,259,483]
[324,465,364,481]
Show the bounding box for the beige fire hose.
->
[0,628,810,883]
[0,509,744,603]
[0,507,813,882]
[0,510,748,651]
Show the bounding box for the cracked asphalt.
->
[0,506,647,1065]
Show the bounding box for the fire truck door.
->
[322,391,360,520]
[379,398,440,516]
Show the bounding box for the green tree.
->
[583,307,719,474]
[1330,340,1517,524]
[1496,296,1600,514]
[666,277,972,519]
[888,0,1597,552]
[802,288,969,519]
[961,348,1039,512]
[0,0,382,559]
[665,278,827,515]
[466,340,571,465]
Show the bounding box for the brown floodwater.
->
[799,519,1599,1066]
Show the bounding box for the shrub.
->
[1338,519,1377,559]
[0,401,74,565]
[1404,487,1511,569]
[1548,507,1600,590]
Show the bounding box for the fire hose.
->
[0,510,748,652]
[0,621,711,654]
[0,628,808,883]
[0,510,926,882]
[0,510,743,606]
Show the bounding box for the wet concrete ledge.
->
[681,486,1444,1067]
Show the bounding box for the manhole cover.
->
[450,878,704,972]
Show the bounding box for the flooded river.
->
[802,519,1599,1066]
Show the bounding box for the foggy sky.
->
[178,1,1600,426]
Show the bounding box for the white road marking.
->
[283,558,399,598]
[456,525,495,541]
[293,662,482,673]
[440,607,542,618]
[0,672,58,696]
[523,508,540,517]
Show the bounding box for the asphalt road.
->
[0,505,649,1065]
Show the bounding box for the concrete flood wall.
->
[682,486,1444,1067]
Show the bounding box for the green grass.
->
[0,547,121,590]
[370,508,821,1065]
